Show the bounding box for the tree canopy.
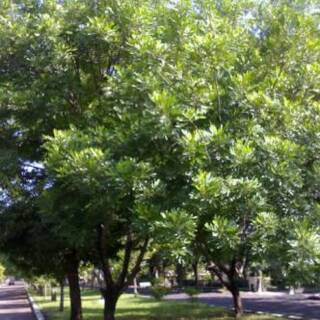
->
[0,1,319,320]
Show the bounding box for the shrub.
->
[150,286,170,300]
[184,287,201,302]
[151,277,165,287]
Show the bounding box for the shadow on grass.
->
[81,289,102,296]
[38,298,232,320]
[34,290,275,320]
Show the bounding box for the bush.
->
[51,290,57,301]
[150,286,170,300]
[151,277,165,287]
[184,287,201,302]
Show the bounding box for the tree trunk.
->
[44,283,48,298]
[103,292,119,320]
[176,263,185,288]
[192,261,199,287]
[133,277,138,296]
[208,263,243,318]
[257,270,263,293]
[289,286,295,295]
[59,279,65,312]
[65,251,82,320]
[230,283,243,319]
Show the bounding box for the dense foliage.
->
[0,1,319,320]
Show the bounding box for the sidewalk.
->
[0,282,35,320]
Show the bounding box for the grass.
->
[31,288,277,320]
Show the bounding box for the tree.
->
[0,191,67,287]
[1,1,186,319]
[131,0,320,317]
[43,88,186,319]
[0,1,120,318]
[0,1,158,319]
[1,1,319,320]
[39,2,193,319]
[286,220,320,290]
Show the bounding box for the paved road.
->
[166,291,320,320]
[0,282,35,320]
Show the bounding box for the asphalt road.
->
[166,291,320,320]
[0,282,35,320]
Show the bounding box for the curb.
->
[26,287,46,320]
[244,309,287,319]
[221,306,288,319]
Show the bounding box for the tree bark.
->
[208,263,243,319]
[65,251,82,320]
[176,263,185,288]
[229,282,243,319]
[289,286,296,295]
[103,291,119,320]
[59,279,65,312]
[97,224,149,320]
[257,270,263,293]
[133,277,138,296]
[192,261,199,287]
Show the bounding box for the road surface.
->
[166,291,320,320]
[0,282,35,320]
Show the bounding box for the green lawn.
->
[31,288,277,320]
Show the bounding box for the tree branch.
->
[97,224,114,289]
[208,263,231,290]
[124,237,149,288]
[116,232,133,287]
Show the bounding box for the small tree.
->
[184,287,201,302]
[150,286,170,301]
[283,220,320,291]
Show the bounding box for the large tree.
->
[0,0,136,318]
[1,1,320,320]
[0,1,186,319]
[39,1,189,320]
[134,0,320,317]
